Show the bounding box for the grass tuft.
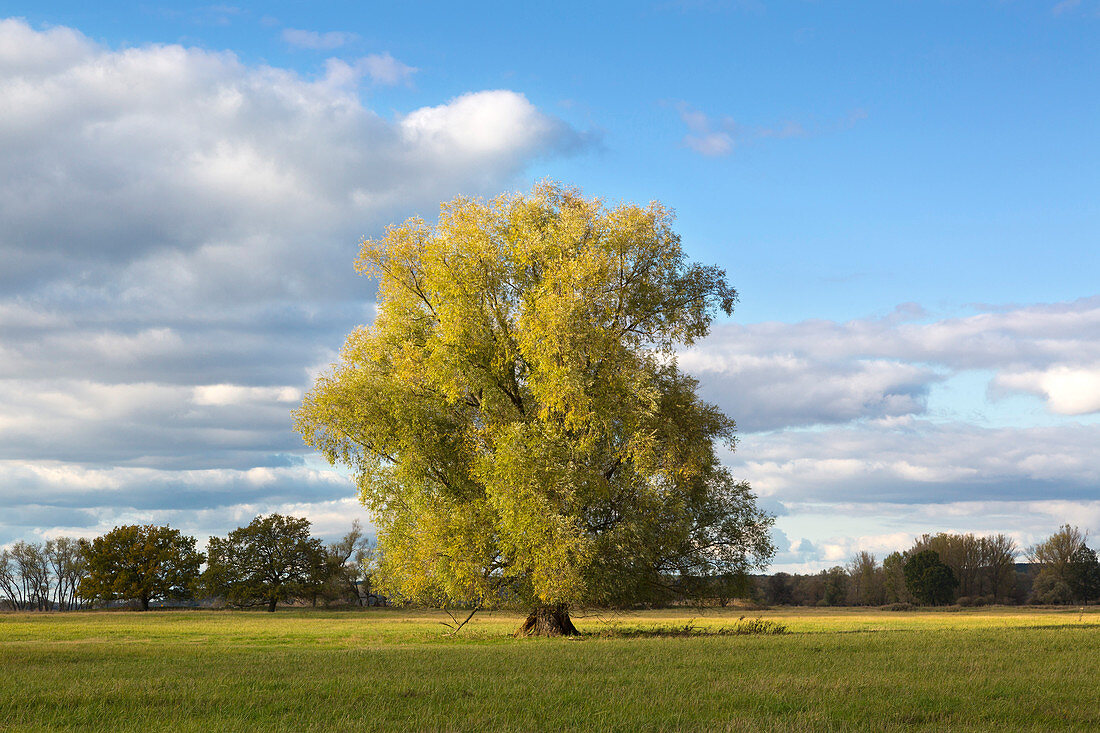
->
[593,615,789,638]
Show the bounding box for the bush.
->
[883,602,915,611]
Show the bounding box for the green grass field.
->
[2,606,1099,731]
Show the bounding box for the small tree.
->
[821,566,849,606]
[204,514,327,612]
[0,544,45,610]
[882,551,910,604]
[79,525,203,611]
[1065,547,1100,604]
[903,550,958,605]
[847,551,884,606]
[318,520,375,606]
[46,537,87,611]
[766,572,795,606]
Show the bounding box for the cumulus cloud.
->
[401,90,578,160]
[0,20,576,299]
[0,18,586,542]
[682,350,937,431]
[992,366,1100,415]
[682,297,1100,430]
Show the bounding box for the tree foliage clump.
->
[1028,526,1099,604]
[911,532,1018,603]
[317,520,378,606]
[79,525,203,611]
[295,182,774,633]
[903,550,958,606]
[1065,547,1100,604]
[203,514,328,612]
[1029,568,1074,605]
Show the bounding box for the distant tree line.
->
[0,514,381,612]
[7,521,1100,611]
[757,526,1100,607]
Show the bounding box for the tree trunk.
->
[514,604,580,637]
[140,596,149,612]
[267,597,277,612]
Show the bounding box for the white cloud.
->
[992,366,1100,415]
[674,101,809,157]
[0,19,580,298]
[192,384,301,406]
[0,17,93,71]
[729,419,1100,504]
[685,131,734,156]
[322,53,417,88]
[357,52,416,86]
[281,28,357,50]
[401,90,572,159]
[681,296,1100,430]
[682,348,937,430]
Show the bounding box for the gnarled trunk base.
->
[514,605,580,637]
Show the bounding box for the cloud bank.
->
[681,298,1100,569]
[0,17,582,544]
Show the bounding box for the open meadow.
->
[2,606,1099,731]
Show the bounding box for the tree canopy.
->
[903,550,958,606]
[78,525,203,611]
[203,513,327,612]
[295,182,774,633]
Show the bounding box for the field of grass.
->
[3,605,1099,731]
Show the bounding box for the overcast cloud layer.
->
[1,18,1097,571]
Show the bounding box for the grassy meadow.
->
[2,606,1099,731]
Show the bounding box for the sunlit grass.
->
[2,606,1099,731]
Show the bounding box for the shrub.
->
[883,602,915,611]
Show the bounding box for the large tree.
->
[203,514,328,612]
[295,182,774,635]
[79,525,203,611]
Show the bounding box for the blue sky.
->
[2,1,1099,570]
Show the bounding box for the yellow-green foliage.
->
[294,182,773,610]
